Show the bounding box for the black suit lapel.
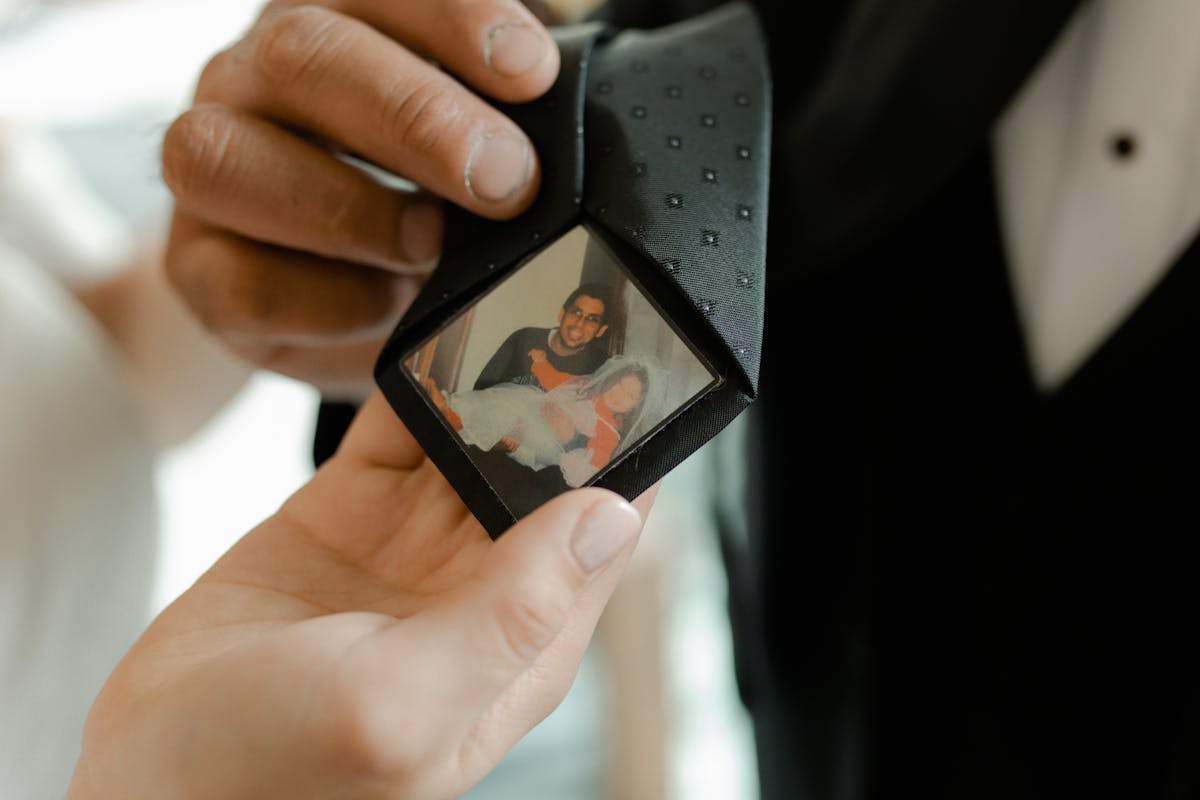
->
[776,0,1085,264]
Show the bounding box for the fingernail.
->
[485,22,549,78]
[571,498,641,574]
[400,200,443,263]
[465,131,532,203]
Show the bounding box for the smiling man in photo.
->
[473,282,616,391]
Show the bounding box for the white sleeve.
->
[0,242,157,799]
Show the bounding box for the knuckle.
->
[332,192,409,269]
[253,5,345,89]
[193,46,236,101]
[188,271,243,337]
[162,227,190,283]
[227,340,285,371]
[314,664,429,780]
[168,267,231,341]
[494,590,567,666]
[323,192,380,258]
[174,249,275,339]
[382,77,468,158]
[161,106,237,202]
[221,265,281,337]
[162,239,207,321]
[318,678,394,773]
[161,228,247,341]
[162,230,285,345]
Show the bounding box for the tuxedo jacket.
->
[592,1,1200,799]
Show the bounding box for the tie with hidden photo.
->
[375,1,770,537]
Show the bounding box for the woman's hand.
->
[161,0,560,398]
[68,392,649,800]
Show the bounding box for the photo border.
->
[397,220,724,517]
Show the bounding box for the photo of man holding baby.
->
[405,226,716,517]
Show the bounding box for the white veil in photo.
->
[446,353,666,488]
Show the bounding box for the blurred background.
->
[0,1,756,798]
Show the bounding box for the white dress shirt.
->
[994,0,1200,390]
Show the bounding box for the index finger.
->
[199,6,545,218]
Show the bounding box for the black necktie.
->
[376,1,771,536]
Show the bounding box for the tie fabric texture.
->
[375,1,771,536]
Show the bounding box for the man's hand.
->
[162,0,560,397]
[528,347,548,363]
[68,392,649,800]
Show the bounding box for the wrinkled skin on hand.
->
[161,0,561,398]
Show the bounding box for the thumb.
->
[435,487,644,707]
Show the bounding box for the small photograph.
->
[402,224,719,514]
